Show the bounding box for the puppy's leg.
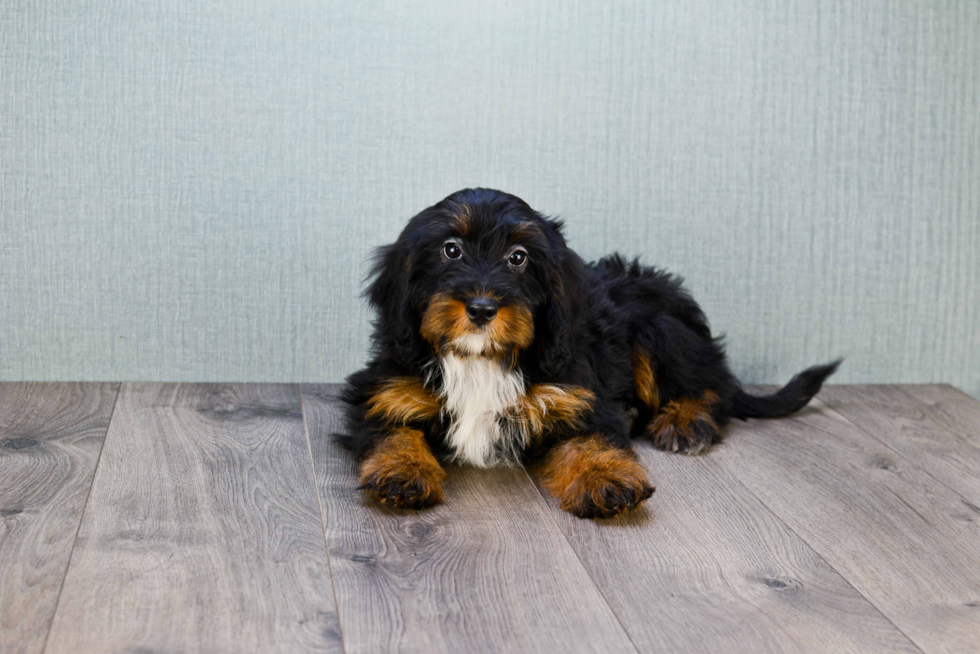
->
[646,391,720,455]
[632,343,727,455]
[343,371,447,509]
[538,435,654,519]
[359,426,447,509]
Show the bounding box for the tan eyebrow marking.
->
[449,202,472,236]
[510,221,542,242]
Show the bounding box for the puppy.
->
[340,188,839,518]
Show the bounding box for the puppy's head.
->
[367,188,581,374]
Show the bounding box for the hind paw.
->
[646,392,720,455]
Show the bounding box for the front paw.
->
[359,428,446,509]
[359,470,443,509]
[540,436,655,519]
[571,475,655,519]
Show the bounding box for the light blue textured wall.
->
[2,1,978,397]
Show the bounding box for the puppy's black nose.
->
[465,297,498,326]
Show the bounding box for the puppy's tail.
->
[731,359,842,419]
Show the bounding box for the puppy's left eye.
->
[443,242,463,259]
[508,249,528,267]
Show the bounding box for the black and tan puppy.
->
[340,188,839,518]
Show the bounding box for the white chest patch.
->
[435,351,526,468]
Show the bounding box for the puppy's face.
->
[371,189,570,366]
[415,196,555,360]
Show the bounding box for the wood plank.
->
[820,385,980,501]
[0,383,118,654]
[532,442,922,654]
[43,384,342,654]
[712,392,980,654]
[895,384,980,449]
[301,384,638,654]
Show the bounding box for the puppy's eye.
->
[508,249,528,267]
[443,242,463,260]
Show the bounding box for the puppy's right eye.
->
[443,242,463,259]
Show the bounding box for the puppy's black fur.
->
[340,188,839,518]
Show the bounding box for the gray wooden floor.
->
[2,383,980,654]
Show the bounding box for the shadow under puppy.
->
[340,188,839,519]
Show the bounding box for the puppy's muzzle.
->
[465,297,498,326]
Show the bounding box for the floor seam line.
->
[39,382,122,654]
[888,385,980,457]
[300,384,349,654]
[711,434,927,654]
[814,394,980,510]
[520,466,645,654]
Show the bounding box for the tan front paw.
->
[540,436,655,519]
[359,428,446,509]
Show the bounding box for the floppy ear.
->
[366,240,421,367]
[534,220,583,378]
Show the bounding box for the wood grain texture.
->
[43,384,342,654]
[0,383,118,654]
[892,385,980,450]
[713,391,980,654]
[532,442,922,654]
[301,384,638,654]
[820,385,980,501]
